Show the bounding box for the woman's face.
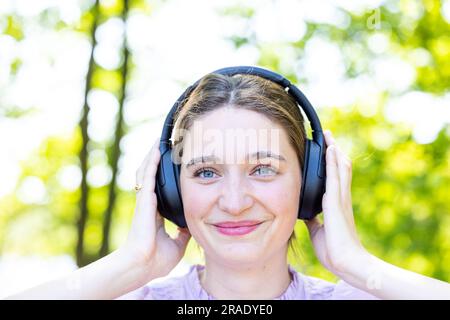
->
[179,107,301,267]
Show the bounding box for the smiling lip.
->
[211,220,264,236]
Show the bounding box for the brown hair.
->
[172,73,307,261]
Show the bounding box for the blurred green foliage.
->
[0,0,449,283]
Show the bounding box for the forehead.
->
[178,108,294,164]
[192,107,277,131]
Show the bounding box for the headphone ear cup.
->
[155,148,187,228]
[173,160,186,226]
[298,138,326,220]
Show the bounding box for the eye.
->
[252,164,277,176]
[193,167,219,179]
[193,165,277,180]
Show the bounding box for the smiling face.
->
[179,106,301,268]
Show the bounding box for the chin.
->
[218,243,264,262]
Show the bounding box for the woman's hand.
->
[304,130,450,299]
[120,137,191,281]
[7,137,191,299]
[305,130,369,277]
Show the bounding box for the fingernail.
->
[328,145,335,155]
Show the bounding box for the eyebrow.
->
[185,150,286,169]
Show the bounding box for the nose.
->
[218,172,254,216]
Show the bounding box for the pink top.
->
[118,264,379,300]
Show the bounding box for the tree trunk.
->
[99,0,130,258]
[76,0,100,267]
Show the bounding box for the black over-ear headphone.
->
[155,66,326,228]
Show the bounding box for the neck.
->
[198,249,292,299]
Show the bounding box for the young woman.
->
[7,73,450,299]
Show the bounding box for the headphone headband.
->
[160,66,324,151]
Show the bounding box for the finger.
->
[333,146,356,231]
[322,132,357,243]
[334,146,353,203]
[322,145,351,234]
[304,217,322,237]
[135,138,161,214]
[155,209,164,228]
[173,227,191,252]
[136,137,160,186]
[325,130,352,201]
[324,130,336,148]
[324,144,341,208]
[141,138,161,195]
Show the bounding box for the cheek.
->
[256,180,300,245]
[253,176,300,221]
[180,179,215,223]
[180,184,220,248]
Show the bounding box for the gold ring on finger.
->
[134,184,143,193]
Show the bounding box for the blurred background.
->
[0,0,449,298]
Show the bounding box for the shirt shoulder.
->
[295,272,378,300]
[117,265,201,300]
